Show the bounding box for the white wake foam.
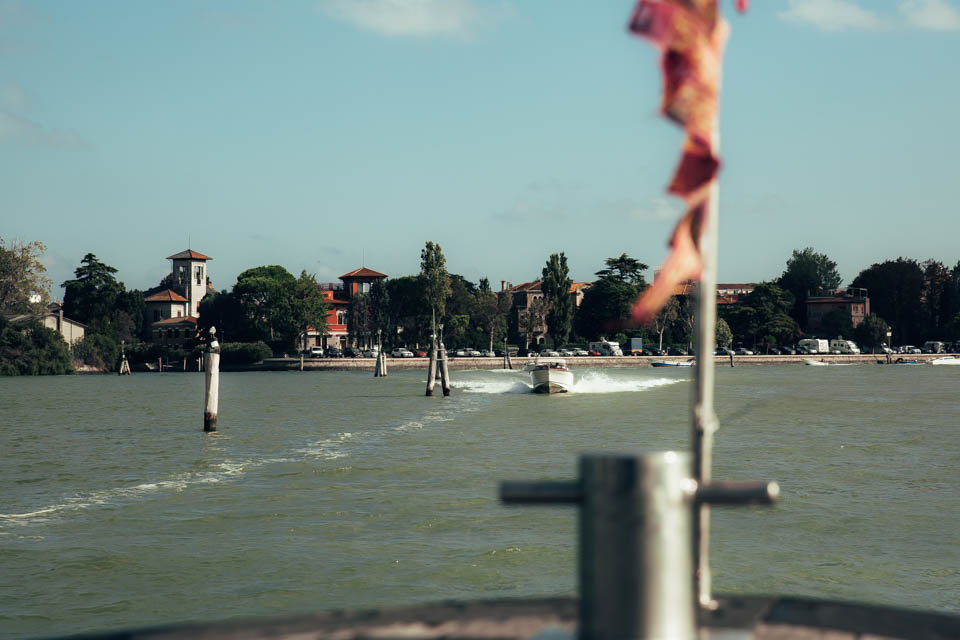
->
[570,372,685,394]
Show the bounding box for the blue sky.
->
[3,0,959,296]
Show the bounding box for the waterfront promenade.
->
[231,353,944,372]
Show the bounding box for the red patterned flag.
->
[627,0,743,324]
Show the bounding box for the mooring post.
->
[203,327,221,432]
[426,336,437,395]
[501,451,777,640]
[503,337,513,370]
[439,341,451,396]
[158,357,162,372]
[300,353,304,372]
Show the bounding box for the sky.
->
[3,0,959,298]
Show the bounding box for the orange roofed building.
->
[303,267,388,351]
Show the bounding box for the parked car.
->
[465,348,481,357]
[342,347,362,358]
[715,347,734,356]
[645,347,666,356]
[541,349,560,357]
[362,348,379,358]
[734,348,753,355]
[309,346,324,357]
[667,347,688,356]
[324,347,343,358]
[413,349,428,357]
[480,349,496,357]
[391,348,414,358]
[572,348,589,356]
[768,347,782,355]
[780,345,796,355]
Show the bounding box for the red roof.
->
[152,316,198,326]
[166,249,212,261]
[144,289,189,303]
[340,267,387,279]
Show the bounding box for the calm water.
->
[1,364,958,638]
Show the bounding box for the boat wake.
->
[450,371,685,395]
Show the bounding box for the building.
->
[303,267,388,350]
[144,289,195,345]
[504,280,590,348]
[6,302,86,345]
[806,288,870,332]
[167,249,212,317]
[144,249,212,345]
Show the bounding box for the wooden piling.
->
[426,341,437,395]
[158,357,162,372]
[439,342,451,396]
[203,351,220,432]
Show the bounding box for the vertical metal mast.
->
[693,125,721,608]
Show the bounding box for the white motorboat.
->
[530,358,574,394]
[930,356,960,366]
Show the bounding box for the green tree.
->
[821,308,854,339]
[595,253,649,287]
[541,252,573,348]
[233,265,298,342]
[0,238,52,314]
[575,277,639,341]
[292,271,329,350]
[652,296,680,350]
[420,241,451,323]
[198,289,258,343]
[777,248,842,329]
[0,315,73,375]
[851,258,924,345]
[62,254,123,325]
[368,278,392,347]
[720,282,798,350]
[715,317,733,349]
[387,276,428,347]
[853,314,890,352]
[61,254,142,369]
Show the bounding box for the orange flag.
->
[627,0,744,324]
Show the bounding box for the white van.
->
[588,339,623,356]
[797,339,829,354]
[829,339,860,354]
[923,341,945,354]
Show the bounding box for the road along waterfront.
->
[1,365,957,638]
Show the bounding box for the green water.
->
[1,365,958,638]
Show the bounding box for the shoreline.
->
[218,353,946,372]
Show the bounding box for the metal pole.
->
[692,123,721,608]
[579,453,696,640]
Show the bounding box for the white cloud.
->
[316,0,508,38]
[778,0,891,31]
[899,0,960,30]
[0,110,89,150]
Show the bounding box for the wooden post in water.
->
[203,327,221,432]
[426,337,437,395]
[503,337,513,370]
[158,357,162,372]
[300,353,304,371]
[439,341,451,396]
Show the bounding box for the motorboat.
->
[530,358,574,394]
[651,360,694,367]
[930,356,960,365]
[803,359,829,366]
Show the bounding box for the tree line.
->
[4,236,960,375]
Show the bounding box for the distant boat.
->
[929,356,960,366]
[803,359,829,366]
[530,358,574,393]
[652,360,694,368]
